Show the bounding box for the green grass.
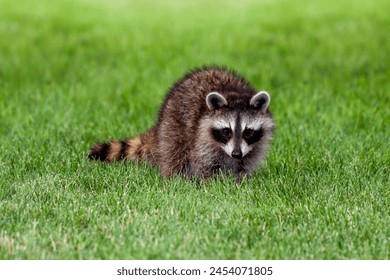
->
[1,0,389,259]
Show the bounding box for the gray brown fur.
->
[89,66,274,181]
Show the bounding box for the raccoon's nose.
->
[231,150,243,159]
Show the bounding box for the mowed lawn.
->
[0,0,389,259]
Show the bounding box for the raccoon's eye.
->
[243,128,264,145]
[243,129,254,139]
[211,128,231,144]
[222,128,232,138]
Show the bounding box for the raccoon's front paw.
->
[234,171,251,184]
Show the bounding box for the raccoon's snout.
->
[231,150,243,159]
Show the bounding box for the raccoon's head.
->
[205,91,274,160]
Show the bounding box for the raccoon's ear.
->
[206,92,228,110]
[250,91,270,113]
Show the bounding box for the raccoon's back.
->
[157,67,256,131]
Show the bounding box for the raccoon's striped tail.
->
[88,128,157,164]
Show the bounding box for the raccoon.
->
[89,66,274,181]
